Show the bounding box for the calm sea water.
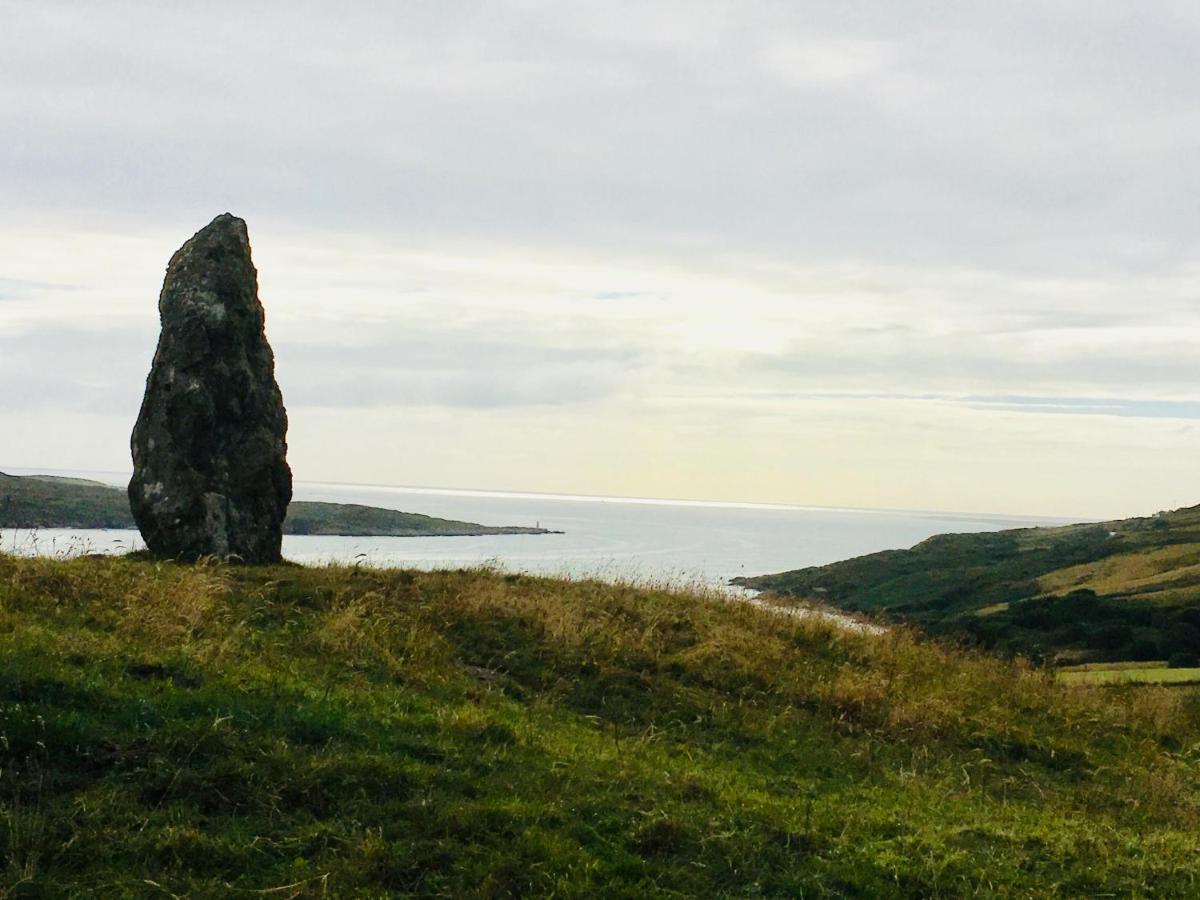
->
[1,468,1072,589]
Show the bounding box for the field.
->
[2,552,1200,896]
[1058,663,1200,686]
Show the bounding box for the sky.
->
[3,1,1200,519]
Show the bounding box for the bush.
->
[1128,637,1162,661]
[1167,622,1200,655]
[1168,652,1200,669]
[1091,622,1133,653]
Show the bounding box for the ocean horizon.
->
[1,466,1077,589]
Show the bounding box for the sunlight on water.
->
[1,471,1070,592]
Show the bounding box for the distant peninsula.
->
[0,472,558,537]
[733,501,1200,665]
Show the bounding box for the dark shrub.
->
[1167,622,1200,655]
[1127,637,1162,661]
[1091,622,1133,653]
[1167,652,1200,669]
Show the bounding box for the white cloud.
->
[3,1,1200,517]
[759,35,897,88]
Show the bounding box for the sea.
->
[1,467,1074,592]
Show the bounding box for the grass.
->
[1059,660,1170,671]
[2,553,1200,896]
[974,603,1010,617]
[1037,543,1200,598]
[1058,664,1200,686]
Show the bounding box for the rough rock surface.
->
[129,213,292,562]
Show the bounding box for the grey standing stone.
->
[129,213,292,563]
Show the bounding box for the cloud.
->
[737,339,1200,402]
[964,396,1200,419]
[759,34,897,88]
[678,390,1200,422]
[0,276,82,304]
[289,367,623,410]
[0,325,153,414]
[4,2,1200,273]
[280,327,641,410]
[4,2,1200,515]
[0,317,643,415]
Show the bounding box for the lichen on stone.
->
[129,213,292,563]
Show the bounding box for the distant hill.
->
[734,503,1200,664]
[24,474,114,487]
[284,500,556,537]
[0,472,137,529]
[0,472,555,537]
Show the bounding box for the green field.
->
[3,552,1200,896]
[1058,665,1200,686]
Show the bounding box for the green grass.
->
[2,553,1200,896]
[1058,665,1200,686]
[1037,543,1200,598]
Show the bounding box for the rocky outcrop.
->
[129,214,292,563]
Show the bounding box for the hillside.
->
[734,503,1200,664]
[2,555,1198,895]
[0,472,553,537]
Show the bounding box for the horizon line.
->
[1,463,1081,524]
[301,478,1080,522]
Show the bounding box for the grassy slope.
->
[2,555,1200,896]
[0,473,550,536]
[735,504,1200,663]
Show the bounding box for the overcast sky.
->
[3,1,1200,517]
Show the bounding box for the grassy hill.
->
[0,472,553,537]
[734,503,1200,665]
[1,553,1199,895]
[0,474,139,530]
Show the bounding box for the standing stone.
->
[129,213,292,563]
